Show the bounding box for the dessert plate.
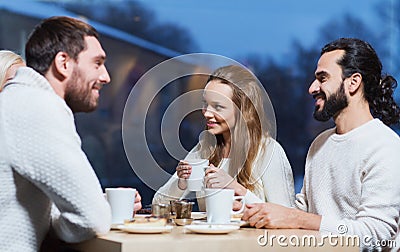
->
[117,225,173,234]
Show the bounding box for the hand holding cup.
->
[176,160,192,179]
[177,159,209,191]
[204,164,234,189]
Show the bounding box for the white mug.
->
[205,188,245,224]
[105,188,136,224]
[186,159,209,191]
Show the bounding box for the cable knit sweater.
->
[0,67,111,252]
[153,137,295,210]
[296,119,400,251]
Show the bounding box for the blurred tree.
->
[245,46,317,185]
[50,0,199,53]
[375,0,400,78]
[317,14,379,47]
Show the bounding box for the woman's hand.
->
[204,164,232,189]
[176,160,192,190]
[204,165,247,196]
[176,160,192,179]
[233,200,243,211]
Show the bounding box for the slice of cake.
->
[124,216,167,227]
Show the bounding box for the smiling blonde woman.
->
[153,65,295,211]
[0,50,25,90]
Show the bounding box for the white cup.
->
[205,188,245,224]
[186,159,209,191]
[105,188,136,224]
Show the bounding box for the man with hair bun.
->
[243,38,400,251]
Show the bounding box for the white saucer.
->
[117,225,173,234]
[192,220,248,227]
[185,224,239,234]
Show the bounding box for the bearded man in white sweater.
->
[243,38,400,251]
[0,16,141,252]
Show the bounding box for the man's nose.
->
[309,79,320,95]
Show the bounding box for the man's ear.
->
[53,51,73,79]
[348,73,362,94]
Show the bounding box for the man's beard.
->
[65,67,99,113]
[313,81,349,122]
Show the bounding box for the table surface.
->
[64,223,360,252]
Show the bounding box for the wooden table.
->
[63,226,359,252]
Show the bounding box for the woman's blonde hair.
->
[0,50,24,90]
[198,65,270,191]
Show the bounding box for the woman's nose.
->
[202,106,214,118]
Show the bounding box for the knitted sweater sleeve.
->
[152,148,201,204]
[294,185,308,212]
[151,172,188,204]
[5,88,111,243]
[319,155,400,247]
[255,139,295,207]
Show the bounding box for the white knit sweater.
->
[153,137,295,210]
[296,119,400,251]
[0,67,111,252]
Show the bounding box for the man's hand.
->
[134,190,142,212]
[242,202,321,230]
